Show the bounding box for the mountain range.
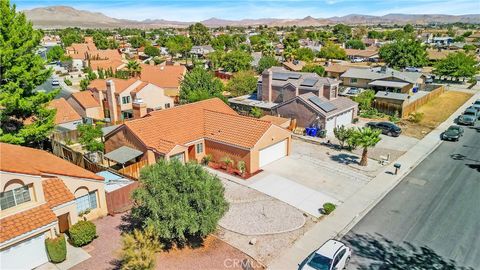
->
[23,6,480,28]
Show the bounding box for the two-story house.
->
[0,143,108,269]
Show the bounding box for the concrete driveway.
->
[247,140,375,217]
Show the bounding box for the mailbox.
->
[394,163,401,169]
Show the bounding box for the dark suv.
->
[366,121,402,137]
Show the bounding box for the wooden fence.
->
[401,85,445,118]
[51,130,80,144]
[105,181,139,215]
[51,140,106,173]
[118,159,148,179]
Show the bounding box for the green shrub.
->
[352,118,359,124]
[69,220,97,247]
[201,154,212,165]
[250,107,263,118]
[388,111,400,123]
[45,234,67,263]
[120,226,161,270]
[64,79,72,86]
[237,160,246,174]
[408,112,424,123]
[322,203,336,215]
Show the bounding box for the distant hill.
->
[22,6,480,29]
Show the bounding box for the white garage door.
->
[0,233,49,270]
[259,139,287,167]
[325,109,353,135]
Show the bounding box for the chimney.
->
[133,98,147,119]
[97,89,105,118]
[261,69,273,102]
[106,80,119,123]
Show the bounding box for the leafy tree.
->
[188,23,211,45]
[354,89,375,111]
[131,160,228,244]
[257,56,279,73]
[207,50,225,70]
[295,47,315,61]
[0,0,57,145]
[283,33,300,50]
[221,50,253,72]
[47,45,65,62]
[345,39,366,50]
[59,27,83,47]
[155,31,169,47]
[120,226,161,270]
[379,38,427,69]
[128,36,147,48]
[333,125,350,149]
[179,67,224,103]
[226,70,257,96]
[77,122,104,152]
[403,24,415,33]
[211,34,235,51]
[144,45,160,57]
[434,52,478,78]
[352,127,381,166]
[80,78,90,91]
[302,64,325,76]
[92,32,109,49]
[332,24,352,43]
[250,107,263,118]
[165,35,192,62]
[463,44,476,52]
[126,61,142,77]
[318,41,347,60]
[384,30,409,41]
[352,26,368,39]
[367,30,384,39]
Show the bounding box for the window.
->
[350,78,357,84]
[165,103,171,109]
[0,186,31,210]
[333,249,347,267]
[196,143,203,154]
[76,191,98,213]
[122,111,133,119]
[122,96,131,104]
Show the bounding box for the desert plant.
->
[333,125,349,149]
[389,111,400,123]
[221,156,234,168]
[322,203,336,215]
[63,79,72,86]
[353,127,382,166]
[45,234,67,263]
[120,226,162,270]
[408,112,424,123]
[69,220,97,247]
[201,154,212,165]
[237,160,246,175]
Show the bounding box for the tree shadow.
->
[466,164,480,172]
[343,233,474,270]
[109,258,122,270]
[330,153,359,165]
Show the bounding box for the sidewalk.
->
[267,91,480,270]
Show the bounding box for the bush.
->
[408,112,424,123]
[322,203,336,215]
[388,111,400,123]
[352,118,359,124]
[69,220,97,247]
[237,160,246,174]
[64,79,72,86]
[120,226,161,270]
[45,234,67,263]
[250,107,263,118]
[201,154,212,165]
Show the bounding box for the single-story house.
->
[190,45,215,57]
[0,143,108,270]
[283,60,306,72]
[345,49,379,60]
[104,98,292,174]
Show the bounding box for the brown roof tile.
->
[49,98,82,124]
[0,205,56,243]
[0,143,104,180]
[42,178,75,208]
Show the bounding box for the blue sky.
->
[13,0,480,21]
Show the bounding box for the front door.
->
[58,213,70,233]
[188,145,196,161]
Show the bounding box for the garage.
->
[325,109,353,135]
[0,233,49,269]
[259,139,287,167]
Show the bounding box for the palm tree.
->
[283,47,296,62]
[126,60,141,77]
[354,127,381,166]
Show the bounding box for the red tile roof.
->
[70,91,100,109]
[139,64,186,88]
[42,178,75,208]
[0,204,56,243]
[0,143,104,180]
[119,98,273,154]
[49,98,82,124]
[88,78,138,94]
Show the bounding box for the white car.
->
[51,79,60,86]
[300,239,352,270]
[351,57,364,63]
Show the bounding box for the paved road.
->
[344,123,480,269]
[35,76,76,99]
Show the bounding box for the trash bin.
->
[310,127,318,137]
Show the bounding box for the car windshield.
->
[307,253,332,270]
[348,89,359,94]
[463,111,475,116]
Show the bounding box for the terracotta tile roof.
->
[88,49,122,61]
[120,98,272,154]
[0,204,56,243]
[260,115,291,126]
[89,59,124,71]
[88,78,138,94]
[130,82,149,94]
[139,64,186,88]
[49,98,82,124]
[70,91,100,109]
[42,178,75,208]
[0,143,104,180]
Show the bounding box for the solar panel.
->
[289,73,301,79]
[272,72,290,81]
[301,78,318,87]
[308,96,337,112]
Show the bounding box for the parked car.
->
[442,125,464,141]
[457,114,476,126]
[463,107,479,120]
[340,87,364,97]
[51,79,60,86]
[404,66,422,72]
[300,239,351,270]
[472,99,480,112]
[425,76,434,84]
[351,57,364,63]
[366,121,402,137]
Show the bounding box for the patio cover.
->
[368,80,409,89]
[104,146,143,164]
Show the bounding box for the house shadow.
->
[330,153,359,165]
[343,233,474,270]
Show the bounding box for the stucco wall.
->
[135,84,174,110]
[250,125,292,173]
[205,140,252,173]
[342,77,371,88]
[275,99,324,128]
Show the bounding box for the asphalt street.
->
[344,123,480,269]
[35,76,74,99]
